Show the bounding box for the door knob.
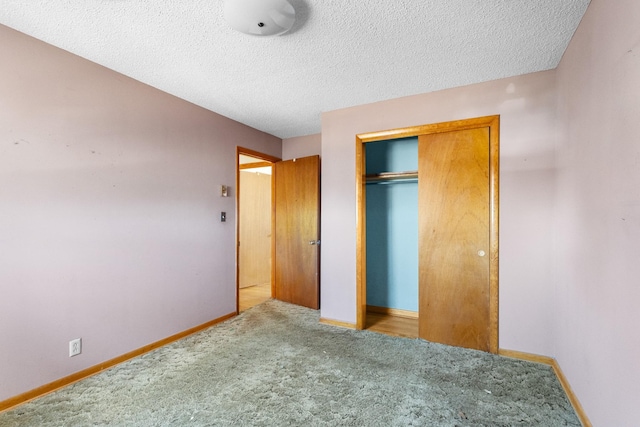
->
[309,240,320,245]
[477,250,486,257]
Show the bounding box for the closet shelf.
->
[365,171,418,183]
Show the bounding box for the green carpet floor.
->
[0,300,580,426]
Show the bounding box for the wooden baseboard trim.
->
[499,349,592,427]
[319,317,356,329]
[366,305,418,319]
[0,311,236,413]
[498,348,555,365]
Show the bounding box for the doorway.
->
[236,147,280,313]
[236,148,322,313]
[355,116,500,353]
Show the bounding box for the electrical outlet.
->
[69,338,82,357]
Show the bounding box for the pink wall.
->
[282,133,321,160]
[320,70,559,356]
[555,0,640,424]
[0,24,281,401]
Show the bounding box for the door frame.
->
[355,115,500,353]
[236,147,281,314]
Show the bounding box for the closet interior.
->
[365,137,419,320]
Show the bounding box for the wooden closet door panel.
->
[418,128,490,351]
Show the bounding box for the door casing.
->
[236,147,281,314]
[355,116,500,353]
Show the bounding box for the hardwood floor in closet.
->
[239,283,272,312]
[365,313,418,339]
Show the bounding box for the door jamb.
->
[236,147,281,314]
[355,115,500,353]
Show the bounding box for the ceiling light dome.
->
[224,0,296,37]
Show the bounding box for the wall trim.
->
[0,311,236,413]
[319,317,356,329]
[499,348,592,427]
[240,161,273,170]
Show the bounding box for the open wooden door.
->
[273,155,320,309]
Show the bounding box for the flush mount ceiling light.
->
[224,0,296,36]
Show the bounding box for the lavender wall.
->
[4,1,639,422]
[321,2,640,423]
[282,133,321,160]
[555,0,640,424]
[320,71,559,356]
[0,25,281,401]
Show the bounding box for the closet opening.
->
[364,137,419,338]
[355,116,500,353]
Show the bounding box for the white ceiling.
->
[0,1,590,139]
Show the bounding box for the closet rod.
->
[365,171,418,183]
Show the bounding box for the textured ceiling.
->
[0,1,590,139]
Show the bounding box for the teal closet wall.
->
[365,137,418,311]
